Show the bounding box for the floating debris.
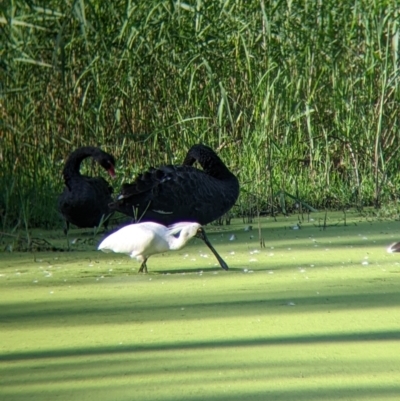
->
[249,249,260,255]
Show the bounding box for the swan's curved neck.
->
[63,146,102,189]
[62,147,98,181]
[183,145,233,179]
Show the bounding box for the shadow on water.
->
[153,266,239,274]
[1,329,399,362]
[2,384,400,401]
[1,289,399,327]
[2,344,400,400]
[1,334,399,401]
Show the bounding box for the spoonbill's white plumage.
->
[98,221,228,273]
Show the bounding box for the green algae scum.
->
[1,212,400,400]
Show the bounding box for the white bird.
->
[387,242,400,253]
[98,221,229,273]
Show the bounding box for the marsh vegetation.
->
[1,1,400,230]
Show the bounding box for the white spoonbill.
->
[98,221,229,273]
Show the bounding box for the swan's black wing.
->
[110,165,239,226]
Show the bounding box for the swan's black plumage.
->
[109,144,239,225]
[58,146,116,233]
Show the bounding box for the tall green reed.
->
[1,0,399,228]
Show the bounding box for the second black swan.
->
[58,146,116,234]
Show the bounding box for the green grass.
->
[1,211,400,400]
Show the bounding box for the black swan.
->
[98,221,228,273]
[109,144,239,226]
[58,146,116,234]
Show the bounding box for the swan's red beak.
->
[108,166,116,179]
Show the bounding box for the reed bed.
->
[1,0,400,228]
